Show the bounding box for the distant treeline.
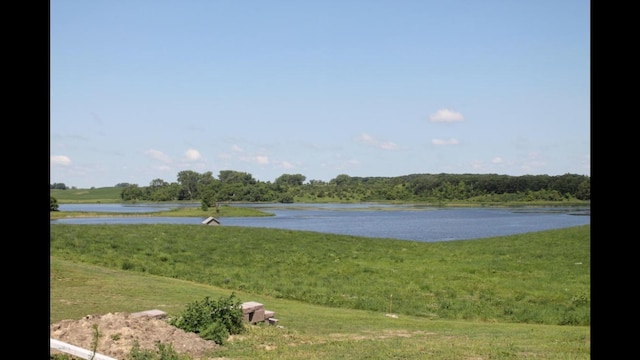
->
[50,183,132,191]
[50,183,71,190]
[87,170,591,205]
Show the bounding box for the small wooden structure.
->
[202,216,221,226]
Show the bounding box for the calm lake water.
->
[52,203,590,242]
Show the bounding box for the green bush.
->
[50,196,59,211]
[169,293,245,345]
[200,320,231,345]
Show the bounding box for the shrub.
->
[169,293,245,345]
[50,196,59,211]
[200,320,231,345]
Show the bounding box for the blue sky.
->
[50,0,590,189]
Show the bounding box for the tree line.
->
[111,170,589,206]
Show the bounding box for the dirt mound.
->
[50,312,220,360]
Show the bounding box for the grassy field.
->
[50,223,590,359]
[49,204,272,220]
[51,187,125,203]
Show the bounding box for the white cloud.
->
[277,161,295,169]
[380,141,398,150]
[239,154,271,165]
[51,155,71,166]
[358,133,399,150]
[359,133,375,144]
[491,157,504,164]
[256,156,269,165]
[431,138,460,145]
[232,145,243,152]
[429,109,464,123]
[185,149,202,161]
[145,149,172,163]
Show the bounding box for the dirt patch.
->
[50,312,220,359]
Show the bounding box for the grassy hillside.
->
[51,224,590,326]
[51,256,590,359]
[51,187,124,203]
[50,225,591,359]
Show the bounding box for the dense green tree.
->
[148,184,180,201]
[121,184,145,201]
[331,174,352,186]
[246,182,277,202]
[50,183,67,190]
[177,170,202,200]
[199,171,216,186]
[116,170,589,204]
[275,174,306,187]
[576,180,590,200]
[550,173,588,196]
[149,178,169,188]
[218,170,256,185]
[50,196,59,211]
[199,187,218,209]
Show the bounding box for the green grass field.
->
[50,223,590,359]
[51,187,125,203]
[49,204,272,220]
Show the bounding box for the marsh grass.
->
[50,224,589,326]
